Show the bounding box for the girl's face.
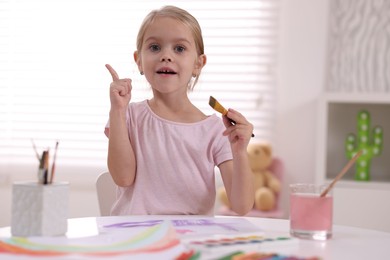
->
[135,16,205,95]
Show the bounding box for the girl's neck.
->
[147,96,206,123]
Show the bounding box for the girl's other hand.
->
[222,108,253,151]
[106,64,132,110]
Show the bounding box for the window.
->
[0,0,279,176]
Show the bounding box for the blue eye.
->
[175,45,185,53]
[149,44,160,52]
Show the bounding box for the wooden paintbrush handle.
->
[226,117,255,137]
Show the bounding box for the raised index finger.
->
[105,64,119,81]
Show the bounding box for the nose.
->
[160,56,172,62]
[160,49,172,62]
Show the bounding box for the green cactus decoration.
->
[345,110,383,181]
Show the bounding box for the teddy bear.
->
[217,143,281,212]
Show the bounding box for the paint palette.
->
[184,234,298,253]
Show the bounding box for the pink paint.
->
[290,193,333,237]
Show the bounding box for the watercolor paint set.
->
[184,234,298,255]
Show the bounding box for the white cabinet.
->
[316,93,390,232]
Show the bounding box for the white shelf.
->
[316,93,390,186]
[317,93,390,231]
[324,179,390,191]
[318,93,390,104]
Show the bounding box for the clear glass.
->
[289,183,333,240]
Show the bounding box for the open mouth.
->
[156,69,177,75]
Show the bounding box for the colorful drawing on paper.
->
[0,221,184,258]
[99,217,263,238]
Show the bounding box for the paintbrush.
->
[320,150,363,197]
[43,149,49,184]
[209,96,254,137]
[31,138,40,161]
[37,151,45,184]
[49,141,59,184]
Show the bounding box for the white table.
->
[1,215,390,259]
[248,217,390,259]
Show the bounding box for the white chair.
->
[95,171,116,216]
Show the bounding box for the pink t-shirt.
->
[106,100,232,216]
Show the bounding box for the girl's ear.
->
[133,51,143,72]
[193,54,207,76]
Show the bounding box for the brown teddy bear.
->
[217,143,281,212]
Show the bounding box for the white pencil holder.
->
[11,181,69,237]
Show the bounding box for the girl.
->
[105,5,254,216]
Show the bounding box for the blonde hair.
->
[136,6,204,90]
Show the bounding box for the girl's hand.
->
[106,64,132,110]
[222,108,253,151]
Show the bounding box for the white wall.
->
[0,0,330,228]
[5,0,388,232]
[276,0,329,218]
[276,0,390,233]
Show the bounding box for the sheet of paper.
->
[97,216,264,239]
[0,217,270,259]
[0,220,186,259]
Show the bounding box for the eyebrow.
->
[144,36,192,46]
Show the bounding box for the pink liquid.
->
[290,193,333,232]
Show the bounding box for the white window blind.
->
[0,0,279,176]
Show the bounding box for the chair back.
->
[95,171,116,216]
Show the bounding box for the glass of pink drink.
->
[290,183,333,240]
